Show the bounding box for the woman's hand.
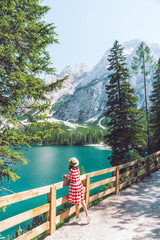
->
[62,174,67,179]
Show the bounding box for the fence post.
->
[50,185,56,235]
[154,154,159,169]
[146,157,151,176]
[134,163,138,178]
[47,192,51,234]
[115,167,120,195]
[86,174,90,209]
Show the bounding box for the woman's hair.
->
[69,164,78,170]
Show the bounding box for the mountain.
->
[48,39,160,122]
[44,63,90,105]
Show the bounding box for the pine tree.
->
[131,42,155,154]
[0,0,66,188]
[105,40,146,166]
[150,58,160,152]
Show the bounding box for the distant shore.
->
[34,143,112,149]
[84,143,111,150]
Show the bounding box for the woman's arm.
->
[62,169,74,180]
[62,174,68,180]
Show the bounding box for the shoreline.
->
[32,143,112,150]
[84,143,111,150]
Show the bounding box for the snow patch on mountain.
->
[46,39,160,123]
[47,117,86,129]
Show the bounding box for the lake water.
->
[0,145,112,238]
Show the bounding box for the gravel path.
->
[45,170,160,240]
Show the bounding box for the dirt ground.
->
[45,170,160,240]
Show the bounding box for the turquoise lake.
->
[0,145,112,238]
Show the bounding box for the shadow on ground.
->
[99,170,160,239]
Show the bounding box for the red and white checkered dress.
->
[67,168,84,204]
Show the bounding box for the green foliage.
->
[0,205,10,212]
[131,41,155,154]
[150,58,160,152]
[103,182,114,191]
[15,226,23,238]
[131,42,155,76]
[105,40,147,166]
[27,214,47,232]
[26,214,48,240]
[7,236,13,240]
[80,166,85,175]
[6,225,23,240]
[0,0,66,188]
[25,123,106,146]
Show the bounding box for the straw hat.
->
[69,157,79,167]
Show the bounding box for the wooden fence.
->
[0,151,160,239]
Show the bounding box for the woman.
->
[63,157,90,224]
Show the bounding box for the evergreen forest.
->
[24,123,107,146]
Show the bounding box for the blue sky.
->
[44,0,160,73]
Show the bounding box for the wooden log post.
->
[154,154,159,169]
[134,163,138,178]
[50,185,56,235]
[146,157,151,176]
[47,192,51,219]
[115,167,120,195]
[47,192,51,234]
[85,174,90,209]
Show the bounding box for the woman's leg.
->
[81,200,88,216]
[75,203,80,218]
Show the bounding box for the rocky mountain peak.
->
[48,39,160,122]
[60,63,90,81]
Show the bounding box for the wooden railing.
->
[0,151,160,239]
